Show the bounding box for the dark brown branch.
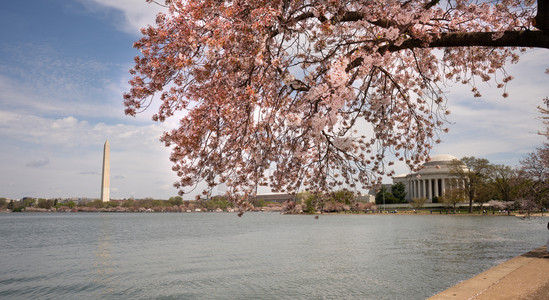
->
[404,30,549,49]
[535,0,549,32]
[344,30,549,73]
[294,0,440,27]
[286,0,549,91]
[424,0,440,10]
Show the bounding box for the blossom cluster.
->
[124,0,538,209]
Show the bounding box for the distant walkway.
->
[428,246,549,299]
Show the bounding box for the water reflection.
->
[94,214,117,295]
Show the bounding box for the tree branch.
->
[535,0,549,32]
[403,30,549,49]
[342,30,549,78]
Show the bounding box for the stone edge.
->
[428,246,549,300]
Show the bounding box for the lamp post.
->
[383,185,385,212]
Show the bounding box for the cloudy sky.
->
[0,1,547,200]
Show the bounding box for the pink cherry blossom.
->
[125,0,548,209]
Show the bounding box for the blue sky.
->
[0,0,178,200]
[0,1,547,200]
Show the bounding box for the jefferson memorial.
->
[392,154,464,202]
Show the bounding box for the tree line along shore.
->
[1,194,546,216]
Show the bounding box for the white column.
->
[409,180,413,199]
[418,180,421,198]
[434,178,439,197]
[441,178,446,196]
[422,179,426,198]
[427,179,432,200]
[408,179,413,201]
[408,180,413,201]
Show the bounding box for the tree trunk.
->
[535,0,549,32]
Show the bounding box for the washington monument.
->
[101,140,110,202]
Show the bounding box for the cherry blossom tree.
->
[125,0,549,209]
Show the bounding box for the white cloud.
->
[25,157,50,168]
[0,111,179,199]
[0,0,180,200]
[441,50,547,158]
[388,49,548,180]
[79,0,167,34]
[0,109,175,151]
[3,0,547,198]
[0,57,126,121]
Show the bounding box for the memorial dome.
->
[420,154,460,174]
[392,154,463,202]
[427,154,458,163]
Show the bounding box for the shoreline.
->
[1,208,548,218]
[428,246,549,299]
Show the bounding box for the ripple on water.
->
[0,213,547,299]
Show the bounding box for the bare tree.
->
[517,147,549,209]
[449,157,491,213]
[488,164,517,202]
[439,188,463,211]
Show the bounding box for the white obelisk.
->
[101,140,110,202]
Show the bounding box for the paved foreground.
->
[429,246,549,300]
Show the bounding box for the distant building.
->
[356,193,375,203]
[255,193,295,203]
[367,184,393,196]
[256,192,374,204]
[392,154,465,202]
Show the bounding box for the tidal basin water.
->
[1,213,548,299]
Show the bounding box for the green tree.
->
[197,197,232,211]
[213,198,232,210]
[298,191,320,214]
[391,183,407,203]
[168,196,183,206]
[329,190,355,205]
[375,187,398,205]
[440,188,463,211]
[22,198,36,207]
[410,198,427,209]
[122,199,135,208]
[151,199,165,207]
[475,182,497,211]
[0,198,6,208]
[253,198,266,207]
[449,157,491,213]
[105,201,119,208]
[89,199,105,208]
[37,198,53,209]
